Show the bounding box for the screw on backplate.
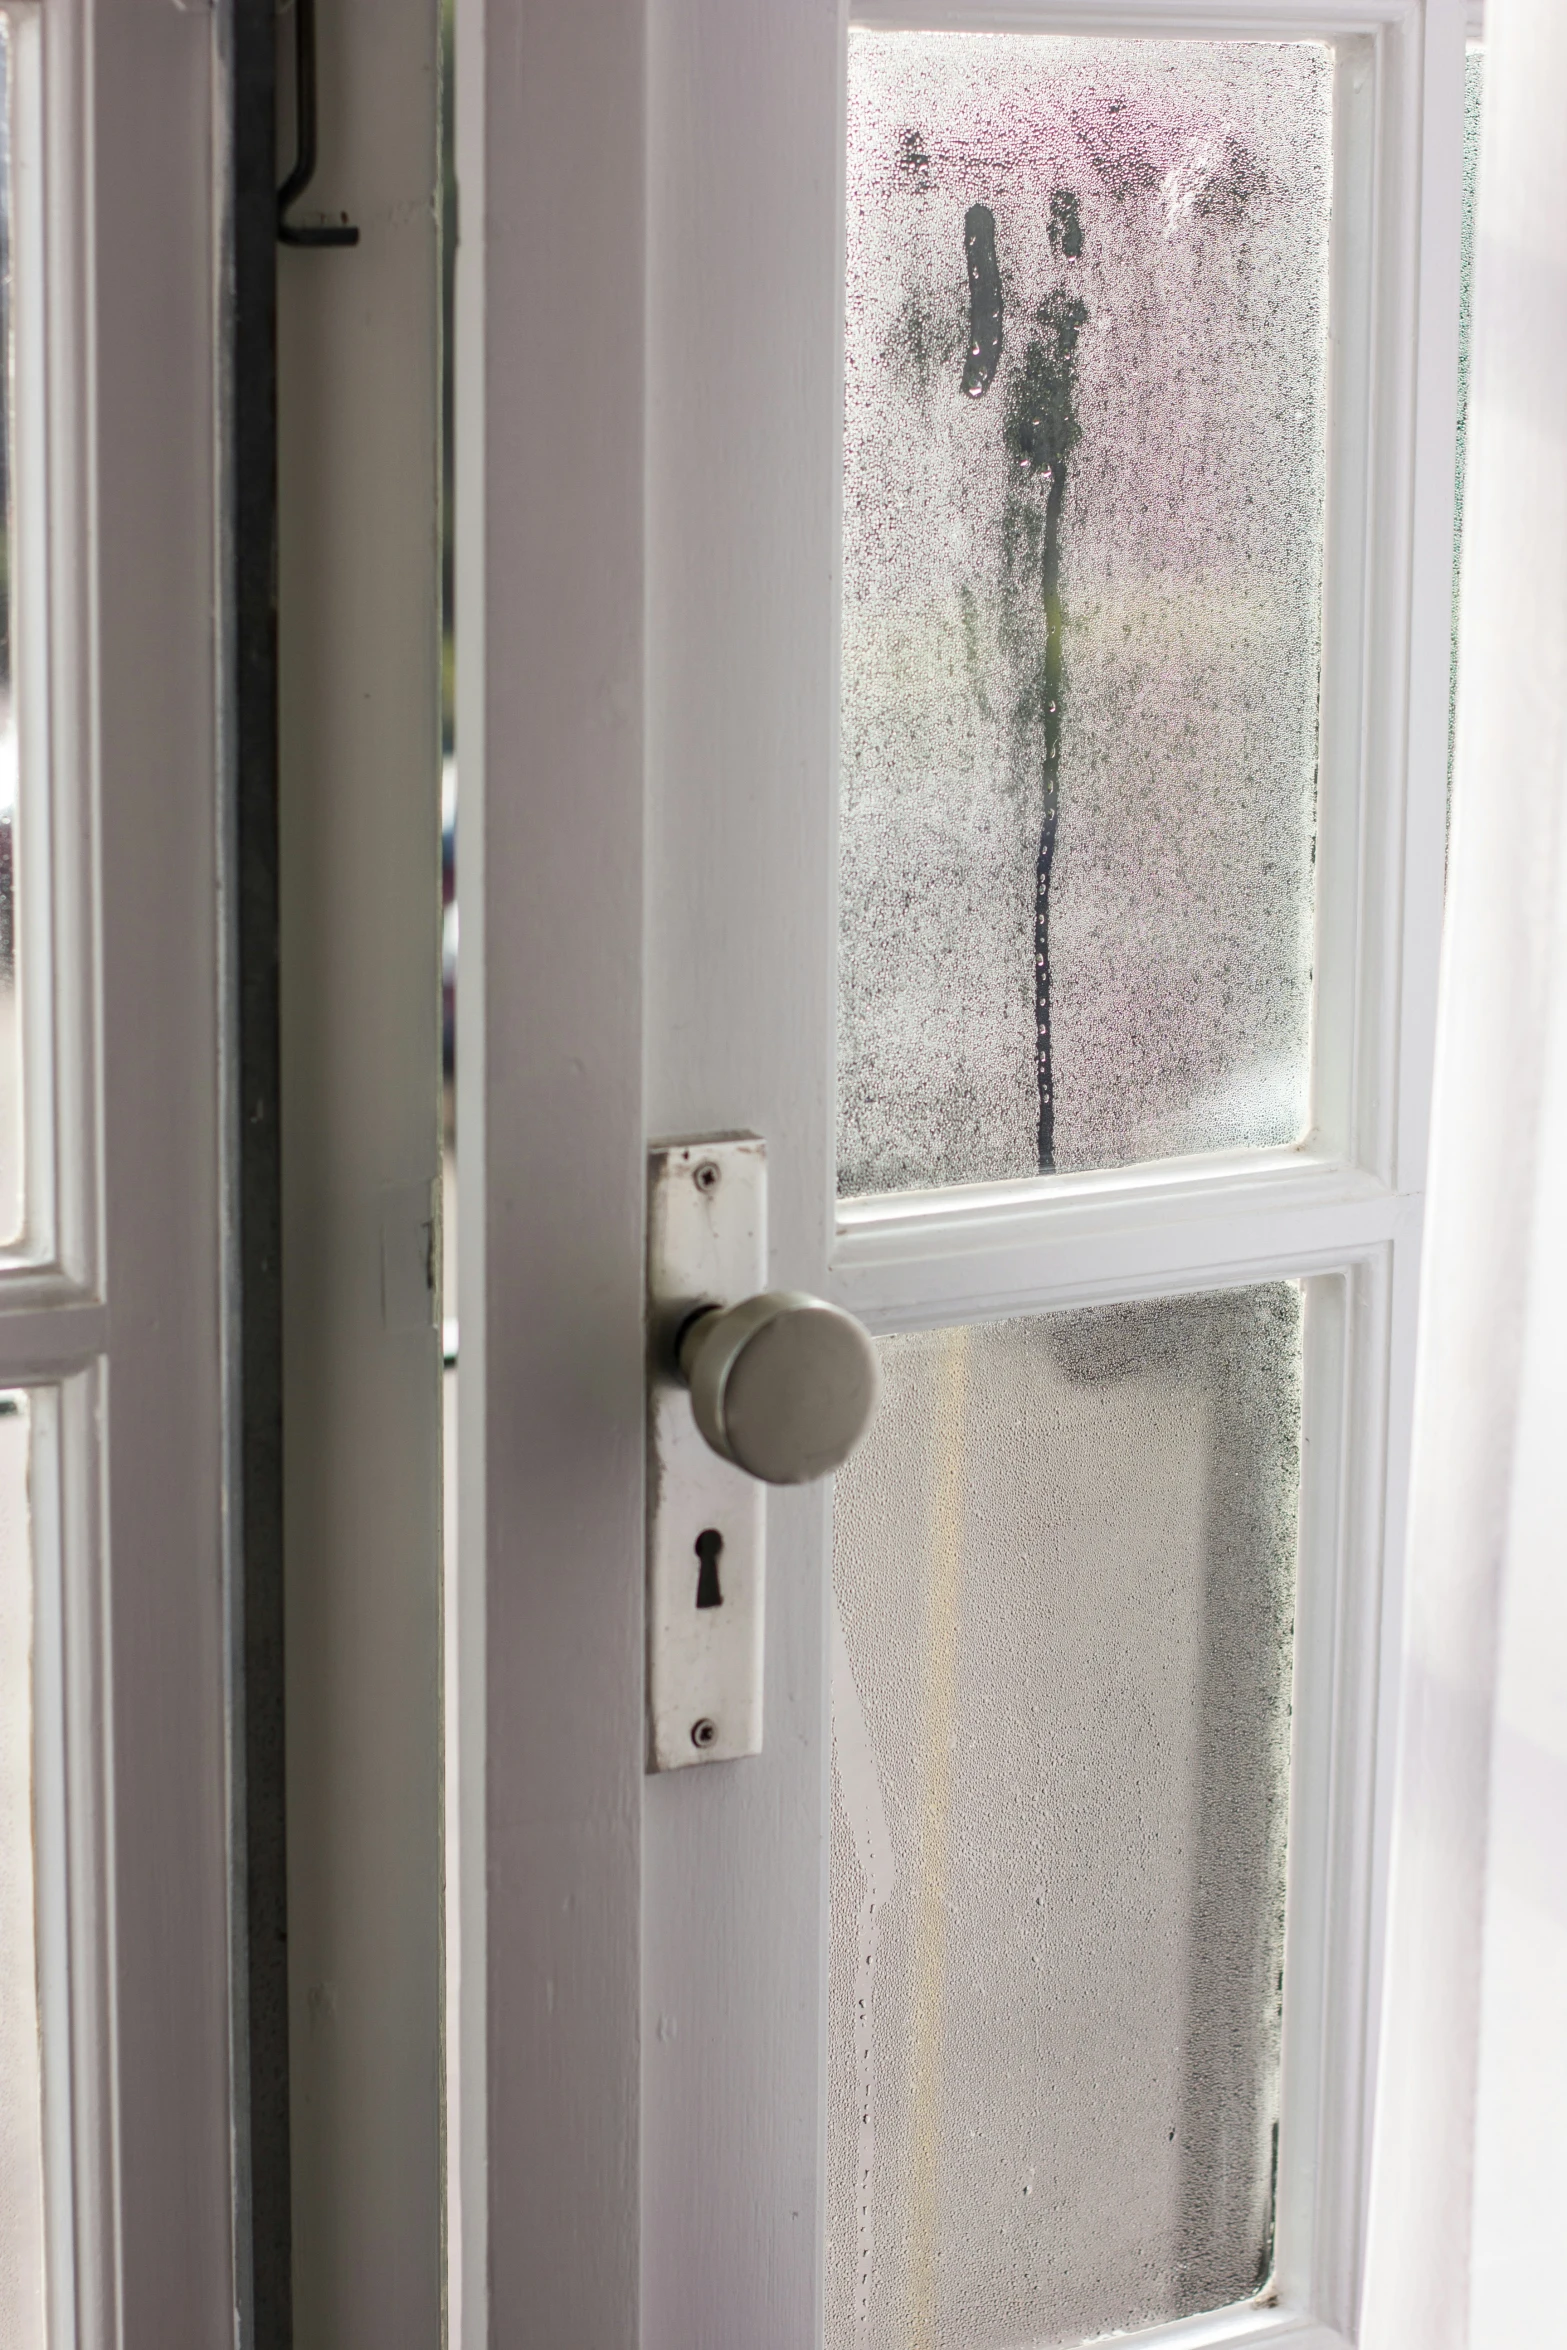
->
[692,1159,721,1195]
[691,1716,718,1750]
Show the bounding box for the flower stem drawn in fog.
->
[971,187,1084,1176]
[959,193,1086,1172]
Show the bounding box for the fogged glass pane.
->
[838,33,1331,1196]
[828,1289,1301,2348]
[0,1392,44,2346]
[1449,46,1483,801]
[0,21,20,1244]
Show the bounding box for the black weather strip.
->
[222,4,291,2344]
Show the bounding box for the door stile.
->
[641,0,847,2340]
[456,1,649,2345]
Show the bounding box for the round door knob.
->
[678,1290,879,1486]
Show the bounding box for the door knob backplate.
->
[646,1133,769,1770]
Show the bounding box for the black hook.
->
[277,0,360,248]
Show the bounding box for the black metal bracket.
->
[277,0,359,248]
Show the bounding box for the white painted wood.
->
[1361,0,1567,2337]
[833,1157,1416,1329]
[0,1296,105,1373]
[1468,845,1567,2344]
[462,0,1468,2342]
[0,0,237,2340]
[276,0,444,2339]
[454,3,647,2347]
[641,1,843,2338]
[82,0,234,2319]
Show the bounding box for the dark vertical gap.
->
[440,0,455,760]
[440,0,456,1135]
[221,4,290,2346]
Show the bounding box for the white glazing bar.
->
[0,1301,104,1376]
[851,4,1413,33]
[833,1178,1414,1329]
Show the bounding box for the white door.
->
[455,4,1469,2345]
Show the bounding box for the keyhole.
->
[695,1528,724,1609]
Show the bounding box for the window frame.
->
[0,3,236,2342]
[828,8,1467,2341]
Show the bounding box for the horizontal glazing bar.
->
[0,1297,107,1376]
[838,1146,1390,1235]
[850,3,1410,36]
[831,1157,1417,1328]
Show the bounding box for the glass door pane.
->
[838,33,1333,1196]
[828,1287,1302,2347]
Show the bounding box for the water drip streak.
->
[1000,279,1085,1175]
[960,203,1002,398]
[1036,446,1068,1175]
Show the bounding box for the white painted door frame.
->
[456,3,1469,2344]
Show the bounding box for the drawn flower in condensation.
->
[929,106,1268,1175]
[960,190,1086,1173]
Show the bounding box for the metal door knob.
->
[677,1290,879,1486]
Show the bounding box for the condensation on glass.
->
[1449,45,1483,799]
[0,18,20,1245]
[0,1391,44,2347]
[838,33,1333,1196]
[827,1288,1302,2348]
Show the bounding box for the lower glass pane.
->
[828,1288,1301,2348]
[0,1390,43,2344]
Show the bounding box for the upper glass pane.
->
[837,32,1332,1197]
[827,1289,1302,2346]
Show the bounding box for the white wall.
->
[1362,0,1567,2337]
